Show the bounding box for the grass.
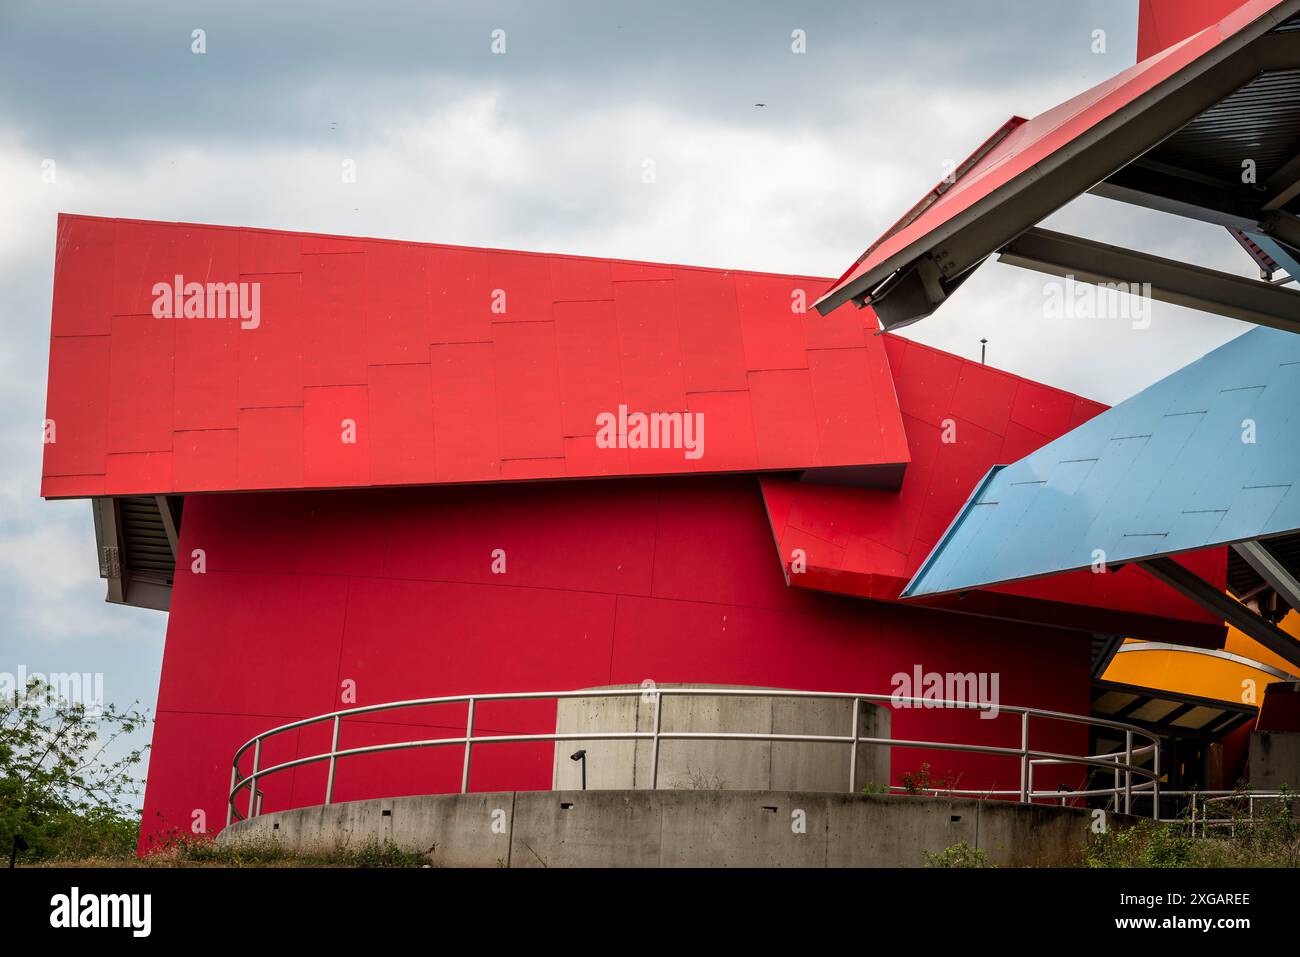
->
[1085,790,1300,868]
[27,834,432,868]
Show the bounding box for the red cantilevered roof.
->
[815,0,1300,328]
[42,215,909,497]
[759,334,1227,645]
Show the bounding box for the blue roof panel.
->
[903,326,1300,597]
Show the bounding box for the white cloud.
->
[0,502,161,645]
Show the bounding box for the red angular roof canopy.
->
[43,215,910,497]
[760,334,1225,645]
[815,0,1299,328]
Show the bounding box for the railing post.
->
[1124,730,1132,816]
[325,714,341,805]
[1018,711,1029,803]
[848,697,860,794]
[1113,754,1120,813]
[248,738,261,819]
[460,698,475,794]
[227,765,237,827]
[1151,737,1160,821]
[650,689,663,790]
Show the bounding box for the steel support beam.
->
[1258,210,1300,251]
[91,498,125,604]
[1089,160,1262,228]
[999,227,1300,333]
[1233,539,1300,611]
[155,494,179,558]
[866,255,979,331]
[1263,151,1300,213]
[1088,163,1300,276]
[1247,231,1300,280]
[1258,31,1300,73]
[1139,556,1300,671]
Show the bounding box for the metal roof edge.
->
[900,463,1005,598]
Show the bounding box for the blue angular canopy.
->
[903,326,1300,597]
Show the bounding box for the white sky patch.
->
[0,504,161,645]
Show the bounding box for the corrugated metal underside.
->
[92,495,179,612]
[120,496,175,583]
[1149,67,1300,205]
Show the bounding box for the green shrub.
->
[1,677,147,864]
[924,841,991,868]
[1086,788,1300,868]
[1085,820,1194,867]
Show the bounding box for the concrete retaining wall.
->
[550,684,891,793]
[219,789,1107,867]
[1249,730,1300,789]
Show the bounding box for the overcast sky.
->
[0,0,1258,800]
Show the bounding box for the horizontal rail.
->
[227,686,1166,826]
[229,687,1163,766]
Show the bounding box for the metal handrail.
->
[1182,790,1292,835]
[226,686,1165,826]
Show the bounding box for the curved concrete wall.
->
[220,790,1110,868]
[1250,731,1300,788]
[551,684,891,793]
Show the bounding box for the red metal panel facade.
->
[140,476,1094,852]
[760,335,1227,645]
[43,215,910,496]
